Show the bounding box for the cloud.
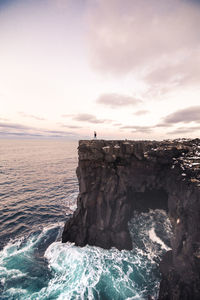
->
[0,116,9,121]
[87,0,200,74]
[0,122,78,138]
[72,113,110,124]
[120,125,152,133]
[144,48,200,94]
[133,110,149,116]
[61,125,82,129]
[46,130,75,135]
[96,93,142,108]
[154,123,172,128]
[113,122,122,126]
[61,113,113,124]
[167,126,200,135]
[87,0,200,97]
[19,112,45,121]
[0,131,44,137]
[0,122,30,130]
[163,106,200,124]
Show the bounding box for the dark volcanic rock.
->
[62,139,200,299]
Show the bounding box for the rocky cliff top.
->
[79,138,200,188]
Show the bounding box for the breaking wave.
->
[0,209,172,300]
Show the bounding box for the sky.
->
[0,0,200,140]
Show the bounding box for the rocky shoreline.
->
[62,139,200,299]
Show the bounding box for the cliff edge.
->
[62,139,200,299]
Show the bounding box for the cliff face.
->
[62,139,200,299]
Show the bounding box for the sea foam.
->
[0,209,171,299]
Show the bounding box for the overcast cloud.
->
[133,110,149,116]
[163,106,200,124]
[72,113,111,124]
[19,112,45,121]
[0,0,200,139]
[87,0,200,104]
[87,0,200,75]
[0,122,77,138]
[97,93,142,108]
[121,125,152,133]
[61,125,82,129]
[168,126,200,135]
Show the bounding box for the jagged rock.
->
[62,139,200,299]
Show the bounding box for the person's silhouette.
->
[94,131,97,139]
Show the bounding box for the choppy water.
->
[0,140,172,300]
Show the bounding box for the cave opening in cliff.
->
[128,187,169,213]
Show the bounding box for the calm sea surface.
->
[0,140,172,299]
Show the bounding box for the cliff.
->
[62,139,200,299]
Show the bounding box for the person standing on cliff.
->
[94,131,97,139]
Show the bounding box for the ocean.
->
[0,140,172,300]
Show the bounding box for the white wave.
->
[149,228,170,251]
[128,209,172,265]
[40,238,159,299]
[0,210,172,299]
[5,287,27,297]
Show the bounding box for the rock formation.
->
[62,139,200,299]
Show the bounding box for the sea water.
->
[0,140,172,300]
